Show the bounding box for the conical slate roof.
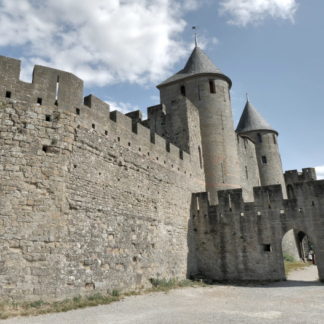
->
[158,46,231,87]
[236,100,277,134]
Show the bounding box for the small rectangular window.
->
[5,91,11,98]
[180,85,186,96]
[263,244,272,252]
[257,133,262,143]
[92,123,95,129]
[262,156,267,164]
[45,115,51,122]
[209,80,216,93]
[37,97,42,105]
[76,108,80,115]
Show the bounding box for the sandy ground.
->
[2,266,323,324]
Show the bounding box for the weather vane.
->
[192,26,198,47]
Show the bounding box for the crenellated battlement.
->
[193,180,324,219]
[0,55,194,170]
[284,168,317,185]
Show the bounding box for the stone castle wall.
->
[1,54,323,303]
[190,181,324,281]
[0,56,205,301]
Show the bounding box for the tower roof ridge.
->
[236,100,277,134]
[157,46,231,87]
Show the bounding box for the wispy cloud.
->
[108,100,140,115]
[219,0,298,26]
[315,166,324,180]
[0,0,200,86]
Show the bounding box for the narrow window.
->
[92,123,95,129]
[180,150,183,160]
[76,108,80,115]
[180,85,186,96]
[221,162,225,183]
[37,97,42,105]
[273,134,277,144]
[245,166,249,179]
[257,133,262,143]
[209,80,216,93]
[197,84,201,100]
[198,146,202,169]
[45,115,51,122]
[263,244,272,252]
[105,130,108,135]
[5,91,11,98]
[261,156,267,164]
[55,76,60,106]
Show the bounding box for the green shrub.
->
[283,254,295,262]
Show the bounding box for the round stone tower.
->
[157,46,241,204]
[236,100,287,198]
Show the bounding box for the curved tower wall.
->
[160,75,241,204]
[247,131,287,198]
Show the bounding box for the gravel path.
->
[2,266,323,324]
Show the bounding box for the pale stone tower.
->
[236,100,287,198]
[157,46,241,203]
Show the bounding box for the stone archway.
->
[281,229,318,281]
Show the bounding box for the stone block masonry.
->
[1,46,324,303]
[190,182,324,281]
[0,55,205,301]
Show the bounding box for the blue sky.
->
[0,0,323,177]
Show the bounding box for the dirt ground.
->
[2,266,323,324]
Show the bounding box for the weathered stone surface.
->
[0,49,323,303]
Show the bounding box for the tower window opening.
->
[221,162,225,183]
[198,146,202,169]
[245,166,248,179]
[180,85,186,96]
[5,91,11,98]
[92,123,95,129]
[76,108,80,115]
[273,134,277,144]
[55,76,60,106]
[261,156,267,164]
[180,150,183,160]
[257,133,262,143]
[37,97,42,105]
[209,80,216,93]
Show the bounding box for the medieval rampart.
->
[190,181,324,281]
[0,56,205,301]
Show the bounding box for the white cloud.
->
[219,0,298,26]
[108,101,140,115]
[0,0,200,86]
[315,166,324,180]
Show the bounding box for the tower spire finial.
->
[192,26,198,47]
[246,92,249,102]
